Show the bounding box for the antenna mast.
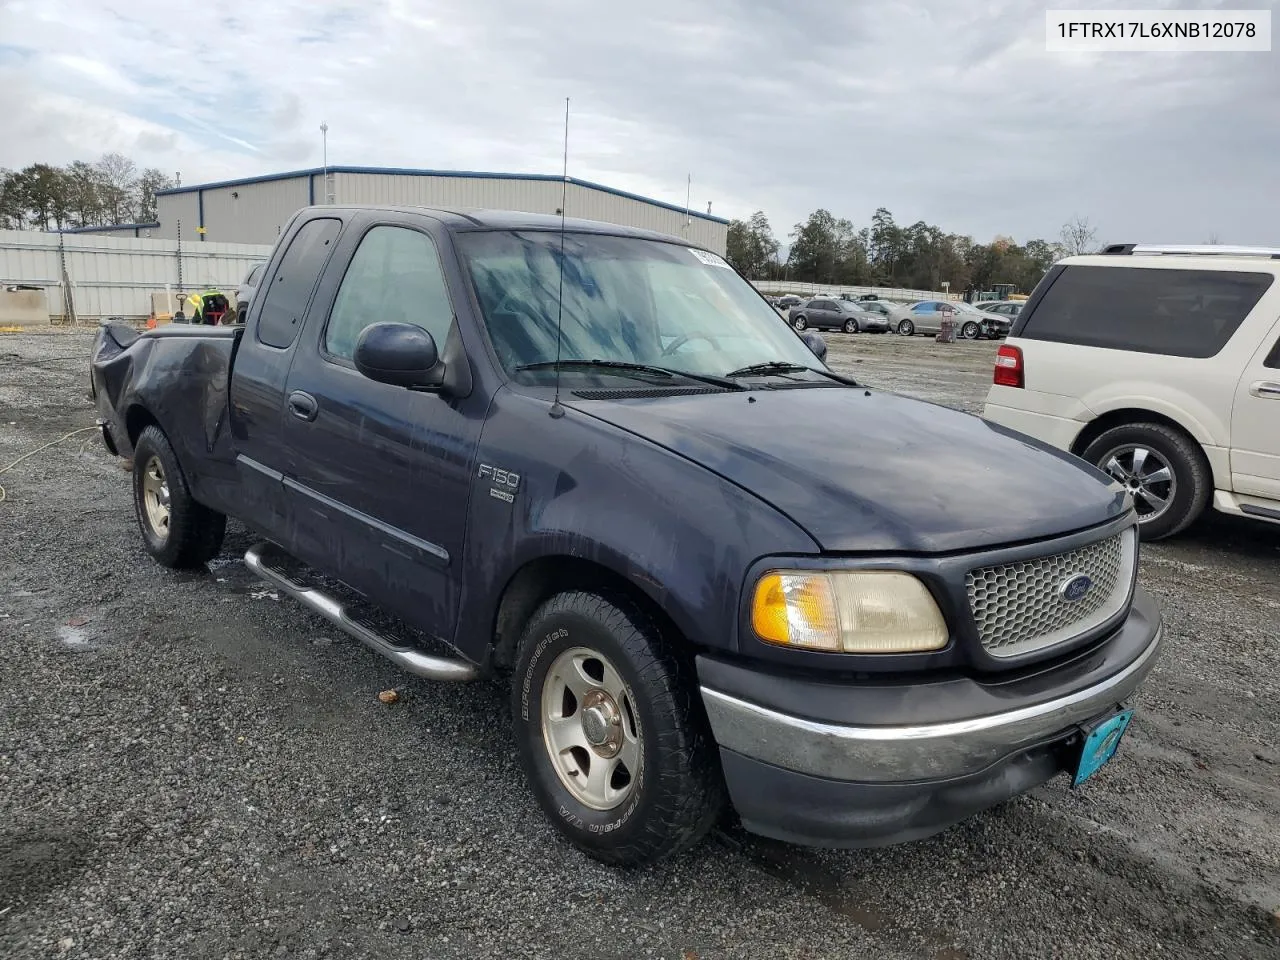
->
[684,174,691,234]
[549,97,570,419]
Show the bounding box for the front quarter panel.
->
[452,388,820,663]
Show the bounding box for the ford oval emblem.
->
[1060,574,1093,603]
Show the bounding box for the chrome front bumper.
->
[701,620,1163,784]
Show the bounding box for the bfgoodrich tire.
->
[1081,422,1210,541]
[511,591,725,867]
[132,425,227,567]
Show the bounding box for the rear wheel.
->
[1081,422,1210,541]
[511,591,724,866]
[961,320,981,339]
[897,319,915,336]
[132,425,226,567]
[792,316,808,331]
[842,318,859,334]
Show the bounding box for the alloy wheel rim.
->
[1099,444,1176,522]
[141,456,171,540]
[541,646,642,811]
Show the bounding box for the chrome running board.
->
[244,542,478,682]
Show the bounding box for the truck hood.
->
[566,385,1127,553]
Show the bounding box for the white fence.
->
[751,279,957,302]
[0,230,274,322]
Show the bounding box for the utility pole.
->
[320,122,331,204]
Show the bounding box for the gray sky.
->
[1,0,1277,246]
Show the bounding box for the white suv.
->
[982,244,1280,540]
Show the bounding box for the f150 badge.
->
[479,463,520,504]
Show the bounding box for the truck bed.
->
[91,322,243,514]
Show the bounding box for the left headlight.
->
[751,570,949,654]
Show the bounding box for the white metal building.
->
[143,167,729,254]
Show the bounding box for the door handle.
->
[288,390,318,421]
[1249,380,1280,399]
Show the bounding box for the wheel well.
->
[1069,408,1201,458]
[489,557,684,673]
[125,405,160,447]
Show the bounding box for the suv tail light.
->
[994,344,1024,388]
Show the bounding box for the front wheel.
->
[1081,422,1210,541]
[132,425,226,567]
[842,319,859,334]
[791,316,807,331]
[511,591,725,866]
[897,319,915,336]
[961,321,981,339]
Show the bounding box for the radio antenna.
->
[549,96,570,420]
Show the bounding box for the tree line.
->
[727,208,1100,294]
[0,154,177,232]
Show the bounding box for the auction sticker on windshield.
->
[688,248,732,268]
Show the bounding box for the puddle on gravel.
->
[56,624,95,651]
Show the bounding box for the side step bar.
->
[244,543,478,682]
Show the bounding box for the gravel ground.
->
[1,328,1277,960]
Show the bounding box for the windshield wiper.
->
[516,359,743,390]
[724,361,858,385]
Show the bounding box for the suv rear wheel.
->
[1081,422,1210,540]
[511,591,724,866]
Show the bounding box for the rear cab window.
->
[1018,265,1273,358]
[256,218,343,350]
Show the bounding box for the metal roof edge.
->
[154,166,730,224]
[54,222,161,233]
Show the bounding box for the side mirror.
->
[802,331,827,361]
[353,322,444,390]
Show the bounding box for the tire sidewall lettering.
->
[520,618,647,838]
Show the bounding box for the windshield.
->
[459,230,823,380]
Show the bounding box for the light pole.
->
[320,122,329,204]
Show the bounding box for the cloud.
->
[0,0,1276,245]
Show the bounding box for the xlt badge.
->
[479,463,520,504]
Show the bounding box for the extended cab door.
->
[278,214,481,642]
[1229,320,1280,502]
[229,214,344,539]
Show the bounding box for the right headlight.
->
[751,570,948,654]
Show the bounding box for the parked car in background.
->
[978,300,1023,321]
[789,298,889,333]
[775,294,803,312]
[235,261,267,321]
[853,299,896,318]
[892,300,1008,339]
[984,243,1280,540]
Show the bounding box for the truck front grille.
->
[966,527,1137,658]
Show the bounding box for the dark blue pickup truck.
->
[91,206,1163,866]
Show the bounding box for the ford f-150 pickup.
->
[91,205,1163,866]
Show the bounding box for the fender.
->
[1079,389,1225,449]
[90,324,241,508]
[450,389,819,664]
